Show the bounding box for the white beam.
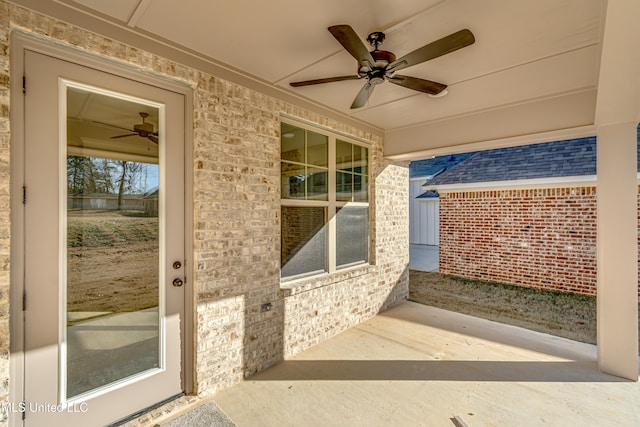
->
[384,90,596,160]
[595,0,640,380]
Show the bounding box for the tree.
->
[67,156,115,194]
[115,160,145,210]
[116,160,128,210]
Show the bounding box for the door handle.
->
[172,278,184,287]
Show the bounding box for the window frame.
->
[280,118,371,282]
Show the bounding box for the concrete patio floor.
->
[210,302,640,427]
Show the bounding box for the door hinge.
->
[22,290,26,311]
[22,186,26,204]
[22,76,25,95]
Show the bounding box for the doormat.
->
[160,401,236,427]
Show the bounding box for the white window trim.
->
[280,118,371,281]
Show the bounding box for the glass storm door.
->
[23,51,185,426]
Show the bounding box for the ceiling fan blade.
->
[148,135,159,144]
[290,75,360,87]
[111,133,138,139]
[350,82,374,109]
[388,75,447,95]
[90,120,137,133]
[386,29,475,74]
[328,25,375,69]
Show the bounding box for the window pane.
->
[307,131,328,167]
[336,139,353,172]
[353,174,368,202]
[336,206,368,267]
[281,123,305,163]
[336,171,352,202]
[353,145,368,175]
[281,207,327,278]
[306,167,328,200]
[281,162,305,199]
[66,86,161,398]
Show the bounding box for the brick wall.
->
[1,3,409,425]
[440,187,599,296]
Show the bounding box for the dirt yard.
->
[409,270,599,344]
[66,209,158,314]
[410,270,640,351]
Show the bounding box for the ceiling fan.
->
[290,25,475,109]
[110,112,158,144]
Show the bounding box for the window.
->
[281,124,328,200]
[280,121,370,280]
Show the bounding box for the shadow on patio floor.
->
[249,359,624,383]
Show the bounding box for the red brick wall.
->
[439,187,599,296]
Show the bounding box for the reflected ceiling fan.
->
[290,25,475,109]
[110,112,158,144]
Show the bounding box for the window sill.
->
[279,263,374,297]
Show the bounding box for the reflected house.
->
[67,192,147,211]
[143,187,159,216]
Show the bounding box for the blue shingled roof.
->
[414,125,640,192]
[409,152,477,179]
[416,190,439,199]
[426,137,600,186]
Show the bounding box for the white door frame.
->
[9,31,194,425]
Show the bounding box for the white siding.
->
[409,179,439,245]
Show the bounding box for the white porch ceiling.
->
[24,0,606,156]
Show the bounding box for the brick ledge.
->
[279,264,375,297]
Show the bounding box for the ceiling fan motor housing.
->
[134,122,154,135]
[371,49,396,65]
[358,49,397,77]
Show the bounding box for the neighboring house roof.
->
[409,152,477,179]
[426,137,600,186]
[413,128,640,193]
[416,190,439,199]
[143,187,160,198]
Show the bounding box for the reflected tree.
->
[67,156,114,194]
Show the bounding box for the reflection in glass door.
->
[65,85,162,399]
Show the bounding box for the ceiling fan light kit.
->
[290,25,475,109]
[428,89,449,98]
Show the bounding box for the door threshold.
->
[108,392,185,427]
